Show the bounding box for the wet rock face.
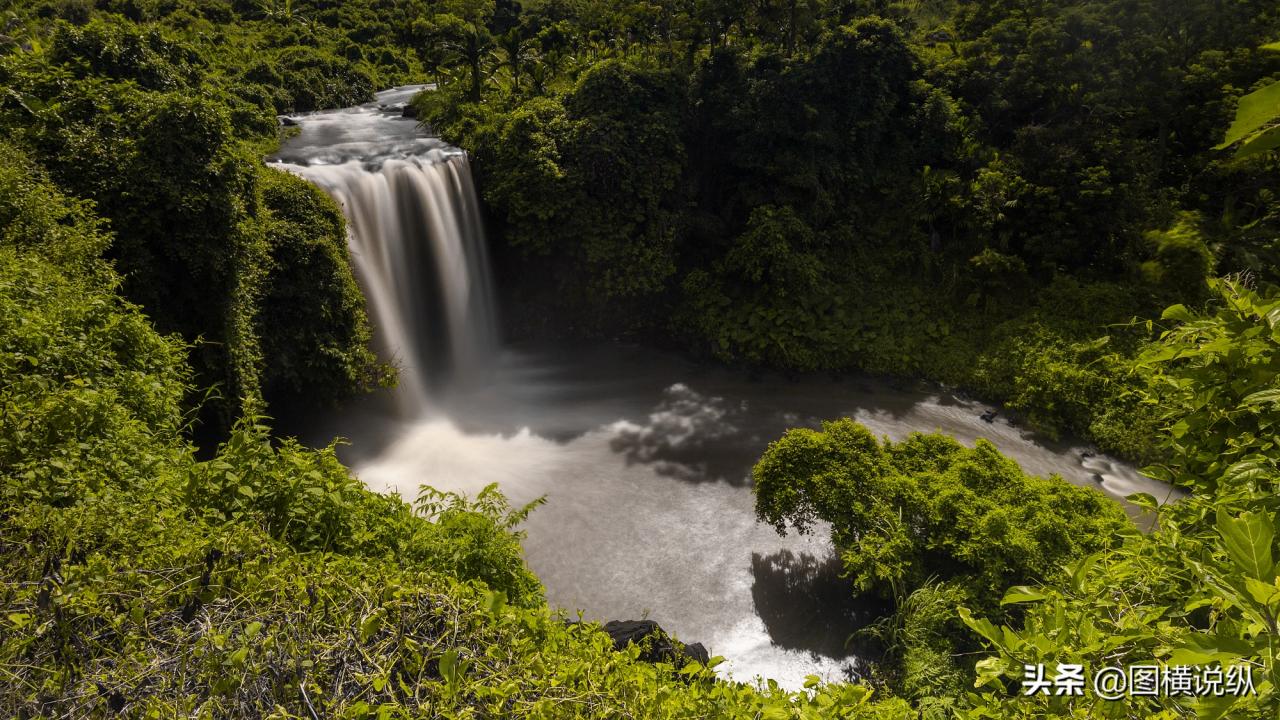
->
[603,620,710,666]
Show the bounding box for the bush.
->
[258,167,390,403]
[1139,212,1216,297]
[753,419,1131,604]
[49,18,203,90]
[242,46,375,113]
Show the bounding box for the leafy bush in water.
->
[754,419,1130,604]
[752,420,1130,704]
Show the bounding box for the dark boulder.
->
[979,409,998,423]
[683,642,710,665]
[603,620,710,666]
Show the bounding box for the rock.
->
[401,104,419,119]
[278,116,298,127]
[603,620,709,666]
[682,642,710,665]
[979,409,998,423]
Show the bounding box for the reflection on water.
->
[286,339,1181,689]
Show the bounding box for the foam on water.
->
[277,91,1181,690]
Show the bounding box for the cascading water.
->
[270,86,496,417]
[277,87,1182,690]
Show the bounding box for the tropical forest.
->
[2,0,1280,717]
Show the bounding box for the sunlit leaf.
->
[1236,124,1280,159]
[1218,81,1280,149]
[1216,508,1276,579]
[1000,586,1047,605]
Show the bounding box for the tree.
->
[425,5,496,102]
[753,419,1129,604]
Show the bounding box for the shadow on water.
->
[749,550,888,671]
[279,339,1066,490]
[601,373,962,487]
[607,384,763,486]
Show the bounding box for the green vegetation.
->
[415,0,1280,460]
[754,422,1129,604]
[2,6,393,433]
[948,280,1280,718]
[748,278,1280,717]
[753,422,1130,703]
[2,1,1280,718]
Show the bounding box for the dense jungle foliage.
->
[413,0,1280,462]
[1,0,1280,718]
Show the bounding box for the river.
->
[270,87,1179,689]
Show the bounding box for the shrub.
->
[753,419,1131,604]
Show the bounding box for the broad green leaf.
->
[482,589,507,617]
[1263,41,1280,51]
[1194,693,1240,720]
[1165,633,1255,666]
[1161,304,1193,322]
[958,607,1005,650]
[1216,508,1276,579]
[227,646,249,667]
[439,649,459,686]
[1000,586,1047,605]
[358,611,382,643]
[1125,492,1159,511]
[1066,553,1100,593]
[1241,389,1280,406]
[1220,459,1270,485]
[1243,576,1279,606]
[974,656,1011,688]
[1218,81,1280,149]
[1237,125,1280,159]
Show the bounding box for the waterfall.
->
[277,142,497,418]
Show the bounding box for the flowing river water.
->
[270,87,1181,689]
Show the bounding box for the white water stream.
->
[272,87,1181,689]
